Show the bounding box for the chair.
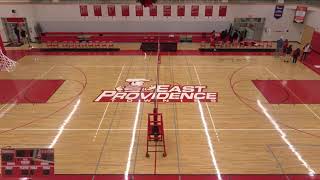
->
[46,41,52,48]
[75,41,81,49]
[108,41,114,48]
[101,41,107,48]
[200,41,206,48]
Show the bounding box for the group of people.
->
[220,28,248,43]
[209,25,248,47]
[13,25,28,45]
[276,37,312,64]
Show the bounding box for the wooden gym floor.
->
[1,52,320,179]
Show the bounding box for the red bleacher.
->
[41,32,209,36]
[41,32,208,42]
[89,35,179,43]
[40,32,189,48]
[40,32,273,49]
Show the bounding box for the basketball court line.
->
[191,61,221,179]
[0,65,55,117]
[257,100,316,176]
[132,52,151,175]
[54,65,262,68]
[197,97,222,179]
[265,144,288,178]
[92,55,139,179]
[0,101,16,118]
[169,55,182,176]
[92,65,125,142]
[48,98,81,148]
[193,65,220,141]
[126,52,153,178]
[265,67,320,121]
[1,128,320,131]
[124,100,141,180]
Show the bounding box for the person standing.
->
[281,39,288,60]
[221,29,228,42]
[243,29,247,39]
[228,24,233,35]
[292,48,301,64]
[20,28,27,45]
[210,31,216,48]
[301,43,312,62]
[284,45,292,62]
[232,30,239,43]
[239,30,245,42]
[276,37,284,57]
[211,30,215,37]
[283,39,288,53]
[14,25,20,44]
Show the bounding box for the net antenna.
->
[0,49,17,72]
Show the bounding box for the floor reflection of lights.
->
[257,100,315,176]
[49,99,81,149]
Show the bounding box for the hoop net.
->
[0,49,17,72]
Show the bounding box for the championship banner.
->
[205,5,213,17]
[136,5,143,16]
[122,5,130,17]
[177,5,185,17]
[163,5,171,17]
[93,5,102,17]
[294,6,307,23]
[274,5,284,19]
[107,5,116,16]
[94,79,218,103]
[150,5,157,16]
[219,5,227,17]
[79,5,88,17]
[191,5,199,17]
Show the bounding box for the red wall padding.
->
[311,31,320,54]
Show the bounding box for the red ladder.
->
[146,109,167,158]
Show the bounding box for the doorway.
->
[300,24,314,48]
[233,18,266,41]
[1,17,31,47]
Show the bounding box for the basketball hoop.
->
[0,49,17,72]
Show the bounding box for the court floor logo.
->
[94,79,218,103]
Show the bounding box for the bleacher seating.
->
[41,32,184,49]
[40,32,274,50]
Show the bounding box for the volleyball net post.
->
[146,39,167,160]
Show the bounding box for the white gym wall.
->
[0,2,319,42]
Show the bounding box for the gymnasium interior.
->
[0,0,320,179]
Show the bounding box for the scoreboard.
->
[1,148,54,177]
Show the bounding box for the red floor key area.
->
[0,79,65,103]
[253,80,320,104]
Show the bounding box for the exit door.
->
[234,18,266,41]
[1,18,30,46]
